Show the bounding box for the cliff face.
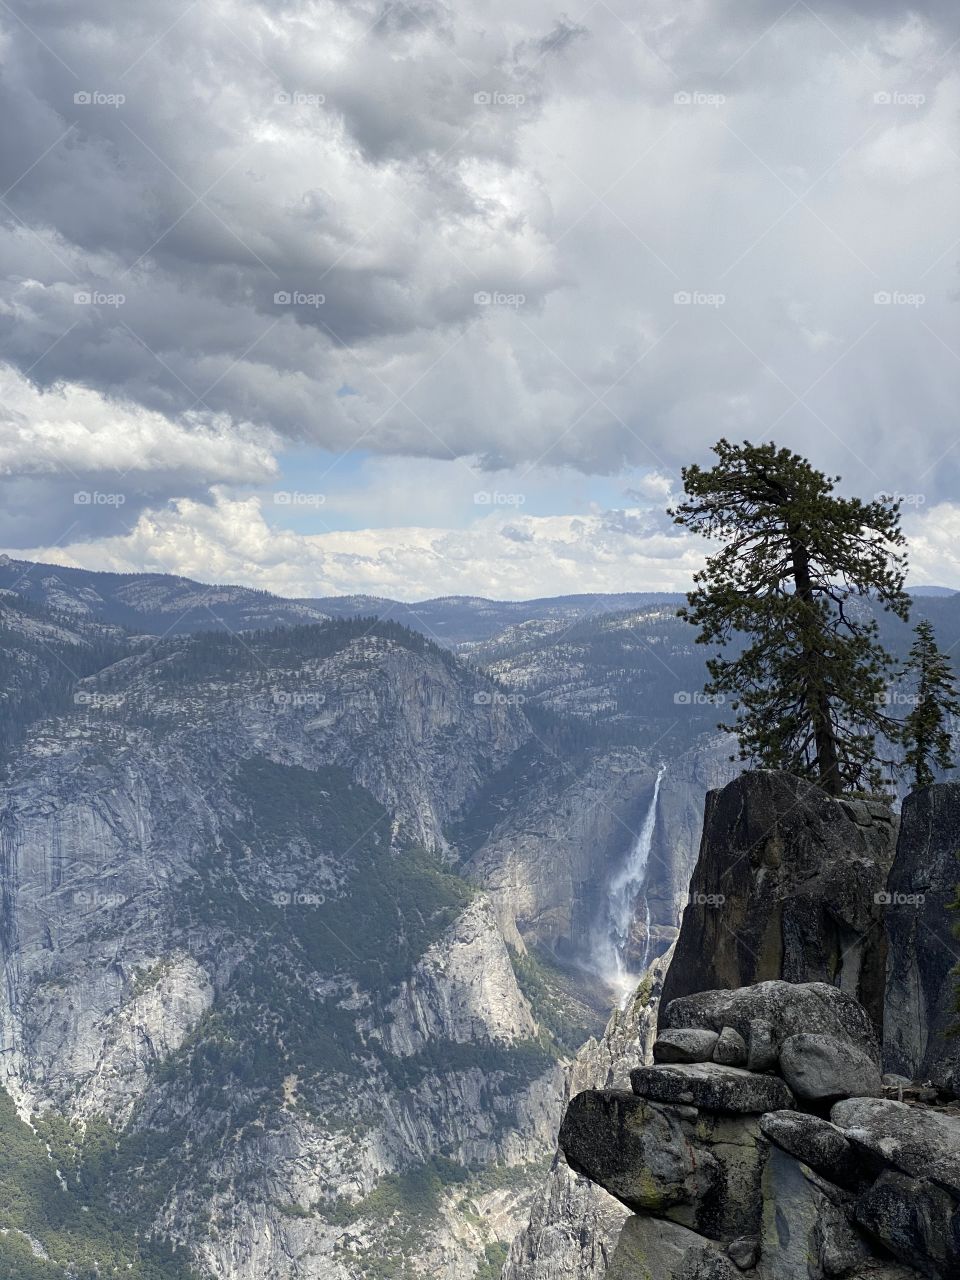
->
[0,617,565,1279]
[883,783,960,1097]
[464,735,738,969]
[660,772,898,1031]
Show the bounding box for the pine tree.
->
[900,619,960,789]
[670,439,910,795]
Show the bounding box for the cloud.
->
[1,0,959,585]
[13,490,703,600]
[14,489,958,600]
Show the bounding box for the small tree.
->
[900,619,960,789]
[670,439,910,795]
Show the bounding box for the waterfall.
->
[593,765,665,1005]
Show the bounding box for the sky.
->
[1,0,959,600]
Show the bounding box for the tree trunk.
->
[790,533,842,795]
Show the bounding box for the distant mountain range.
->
[0,555,952,646]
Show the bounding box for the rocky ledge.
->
[559,980,960,1279]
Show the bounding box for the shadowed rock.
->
[759,1110,866,1190]
[660,772,897,1032]
[884,782,960,1098]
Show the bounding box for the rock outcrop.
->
[883,782,960,1098]
[561,981,960,1279]
[661,772,898,1032]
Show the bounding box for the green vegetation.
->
[510,947,606,1053]
[671,439,910,795]
[476,1242,510,1280]
[0,1088,197,1280]
[900,619,960,789]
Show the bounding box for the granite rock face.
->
[883,783,960,1098]
[661,772,897,1032]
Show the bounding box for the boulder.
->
[660,771,896,1033]
[725,1236,759,1270]
[630,1062,795,1114]
[559,1090,702,1214]
[746,1019,777,1072]
[852,1170,960,1279]
[661,980,881,1065]
[884,783,960,1097]
[830,1098,960,1197]
[675,1245,742,1279]
[779,1033,884,1103]
[655,1029,721,1064]
[812,1198,875,1276]
[759,1110,865,1190]
[560,1087,769,1241]
[713,1027,748,1068]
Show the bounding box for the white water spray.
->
[594,765,665,1005]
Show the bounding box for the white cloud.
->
[13,490,703,599]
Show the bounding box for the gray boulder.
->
[884,783,960,1098]
[746,1018,777,1072]
[831,1097,960,1197]
[655,1029,721,1064]
[559,1090,702,1214]
[852,1170,960,1279]
[630,1062,795,1114]
[675,1245,741,1279]
[661,980,881,1065]
[779,1033,884,1103]
[560,1087,769,1241]
[725,1236,759,1270]
[759,1110,865,1190]
[713,1027,748,1068]
[660,772,897,1033]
